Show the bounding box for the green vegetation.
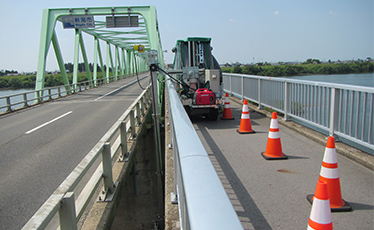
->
[0,72,96,89]
[222,62,374,77]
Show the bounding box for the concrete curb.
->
[230,96,374,171]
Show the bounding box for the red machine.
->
[194,88,215,105]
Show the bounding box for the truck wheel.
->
[207,109,218,121]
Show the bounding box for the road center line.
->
[25,111,73,134]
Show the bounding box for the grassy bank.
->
[0,72,100,89]
[222,62,374,77]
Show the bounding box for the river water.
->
[284,73,374,87]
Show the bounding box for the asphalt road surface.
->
[0,74,150,230]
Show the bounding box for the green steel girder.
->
[35,5,164,91]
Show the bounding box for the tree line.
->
[222,62,374,77]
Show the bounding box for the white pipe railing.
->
[22,85,152,229]
[0,73,147,113]
[223,73,374,153]
[166,76,243,230]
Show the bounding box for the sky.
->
[0,0,373,72]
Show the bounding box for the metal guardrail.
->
[0,74,141,113]
[223,73,374,153]
[166,76,243,230]
[22,85,152,229]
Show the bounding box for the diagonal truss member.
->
[35,6,164,91]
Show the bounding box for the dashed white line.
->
[25,111,73,134]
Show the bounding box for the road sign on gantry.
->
[35,6,164,92]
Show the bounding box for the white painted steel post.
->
[59,192,77,230]
[283,81,289,121]
[130,109,136,139]
[23,94,28,107]
[119,121,129,161]
[258,78,262,109]
[329,88,336,137]
[136,102,141,125]
[241,75,244,100]
[102,142,114,194]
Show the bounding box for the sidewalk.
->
[192,97,374,229]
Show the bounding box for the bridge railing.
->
[22,85,152,230]
[0,73,142,114]
[223,73,374,153]
[166,76,243,230]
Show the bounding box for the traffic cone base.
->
[221,117,235,120]
[237,129,255,134]
[261,151,287,160]
[306,194,352,212]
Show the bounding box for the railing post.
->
[229,74,232,95]
[119,121,129,161]
[59,192,77,230]
[130,109,136,139]
[23,93,28,107]
[100,142,117,201]
[6,97,12,112]
[136,102,141,125]
[48,89,52,100]
[258,78,262,109]
[329,88,340,137]
[58,87,61,97]
[283,81,289,121]
[241,75,244,100]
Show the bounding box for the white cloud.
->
[273,10,279,16]
[229,18,237,23]
[329,10,337,15]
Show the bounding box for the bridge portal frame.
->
[35,6,164,91]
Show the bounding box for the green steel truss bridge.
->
[35,6,164,92]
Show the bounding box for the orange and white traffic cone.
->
[307,181,333,230]
[307,136,352,212]
[221,93,234,120]
[237,99,255,134]
[261,112,287,160]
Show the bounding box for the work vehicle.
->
[171,37,223,120]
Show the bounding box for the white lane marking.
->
[94,76,148,101]
[25,111,73,134]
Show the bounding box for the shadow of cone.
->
[237,99,255,134]
[261,112,287,160]
[307,136,352,212]
[221,93,234,120]
[307,181,333,230]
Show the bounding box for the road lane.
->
[0,74,150,229]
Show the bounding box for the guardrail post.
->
[329,88,340,137]
[241,75,244,100]
[258,79,262,109]
[136,102,141,125]
[6,97,12,112]
[59,192,77,230]
[23,93,28,107]
[283,81,289,121]
[100,142,117,202]
[48,89,52,100]
[130,109,136,139]
[36,90,42,103]
[141,96,146,117]
[119,121,130,161]
[58,87,61,97]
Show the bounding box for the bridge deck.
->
[192,97,374,230]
